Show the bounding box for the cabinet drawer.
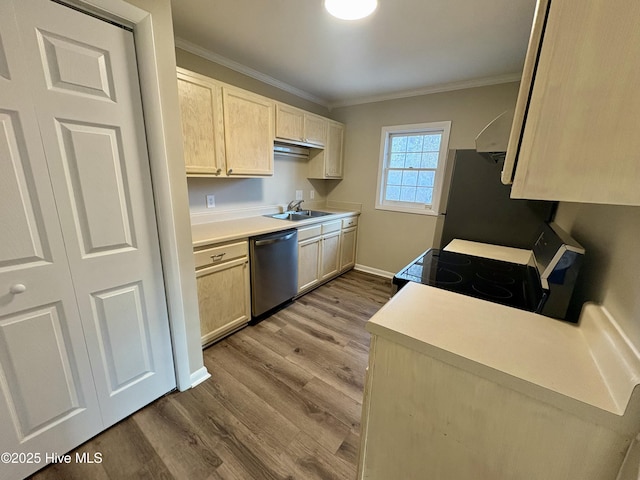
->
[342,216,358,229]
[194,241,248,269]
[321,220,342,234]
[298,224,322,241]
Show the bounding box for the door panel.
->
[56,120,136,255]
[36,29,115,100]
[0,304,87,438]
[13,0,176,427]
[0,33,9,80]
[91,282,155,393]
[0,3,102,478]
[0,111,50,268]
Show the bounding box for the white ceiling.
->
[170,0,537,108]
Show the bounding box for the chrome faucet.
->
[287,199,304,212]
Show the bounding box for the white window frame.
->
[375,121,451,216]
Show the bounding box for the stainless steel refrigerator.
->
[438,150,556,249]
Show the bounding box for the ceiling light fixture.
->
[324,0,378,20]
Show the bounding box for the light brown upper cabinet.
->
[222,87,274,176]
[276,104,304,143]
[303,113,328,146]
[308,120,345,179]
[177,70,225,176]
[177,68,274,177]
[502,0,640,206]
[276,103,328,147]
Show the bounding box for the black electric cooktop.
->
[393,249,546,312]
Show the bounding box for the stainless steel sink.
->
[267,212,308,221]
[298,210,333,217]
[266,210,333,221]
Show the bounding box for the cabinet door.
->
[304,113,328,146]
[197,257,250,346]
[276,104,304,142]
[507,0,640,205]
[320,231,342,280]
[340,227,357,271]
[298,236,321,293]
[0,4,102,474]
[325,121,345,178]
[177,71,225,176]
[222,87,274,176]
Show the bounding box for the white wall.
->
[330,83,521,274]
[187,157,331,216]
[554,203,640,346]
[176,48,330,116]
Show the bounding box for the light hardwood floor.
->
[29,270,392,480]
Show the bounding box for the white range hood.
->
[475,110,514,162]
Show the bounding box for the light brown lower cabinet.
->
[339,227,357,271]
[297,216,359,295]
[320,227,341,281]
[339,216,358,271]
[297,226,322,293]
[194,241,250,346]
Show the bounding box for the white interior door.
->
[0,3,102,479]
[11,0,177,428]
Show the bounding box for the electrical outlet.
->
[206,194,215,208]
[295,190,303,200]
[310,190,315,200]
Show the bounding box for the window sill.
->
[374,204,442,216]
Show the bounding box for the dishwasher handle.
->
[254,231,297,246]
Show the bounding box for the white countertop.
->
[444,239,533,265]
[191,208,359,247]
[367,282,640,417]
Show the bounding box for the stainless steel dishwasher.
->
[249,228,298,318]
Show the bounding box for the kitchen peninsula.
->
[358,282,640,480]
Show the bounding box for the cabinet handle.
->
[227,168,233,174]
[9,284,27,294]
[216,168,222,175]
[211,253,226,262]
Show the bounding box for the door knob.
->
[9,284,26,294]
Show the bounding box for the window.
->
[375,121,451,215]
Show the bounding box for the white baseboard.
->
[354,264,395,279]
[189,366,211,389]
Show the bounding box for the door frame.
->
[57,0,208,391]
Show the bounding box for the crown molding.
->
[175,37,521,110]
[175,37,329,107]
[326,73,522,109]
